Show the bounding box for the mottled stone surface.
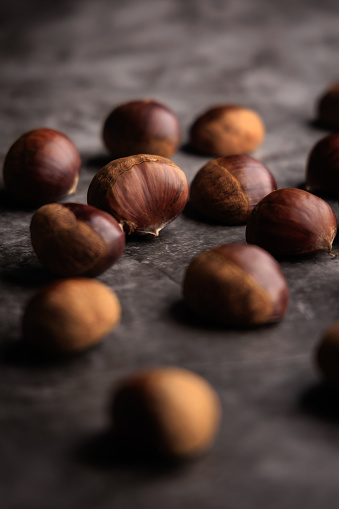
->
[2,0,339,507]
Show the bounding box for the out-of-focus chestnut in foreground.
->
[189,105,265,157]
[246,188,337,256]
[103,99,181,159]
[30,203,125,277]
[111,367,221,460]
[190,155,277,224]
[315,321,339,390]
[316,82,339,130]
[306,133,339,197]
[23,278,121,355]
[3,128,81,206]
[183,243,288,327]
[88,154,189,236]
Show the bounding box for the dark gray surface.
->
[2,0,339,507]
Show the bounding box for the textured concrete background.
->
[2,0,339,507]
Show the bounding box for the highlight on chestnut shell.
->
[87,154,189,236]
[305,133,339,197]
[182,243,289,327]
[2,128,81,206]
[189,154,277,225]
[30,203,125,277]
[103,99,181,159]
[111,367,222,460]
[189,104,265,157]
[246,188,337,256]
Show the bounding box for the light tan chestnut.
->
[22,278,121,355]
[190,155,277,224]
[315,321,339,389]
[246,188,337,256]
[112,367,221,460]
[183,243,289,327]
[189,104,265,157]
[87,154,189,236]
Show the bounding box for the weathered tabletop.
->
[2,0,339,507]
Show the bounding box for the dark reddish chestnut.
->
[306,133,339,197]
[246,188,337,256]
[316,82,339,130]
[316,320,339,390]
[87,154,189,236]
[190,155,277,224]
[103,99,181,158]
[183,243,289,327]
[30,203,125,276]
[3,128,81,206]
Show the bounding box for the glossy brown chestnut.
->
[190,155,277,225]
[22,278,121,355]
[3,128,81,206]
[246,188,337,256]
[87,154,189,236]
[315,321,339,390]
[30,203,125,277]
[316,81,339,130]
[103,99,181,159]
[305,133,339,197]
[183,243,289,327]
[111,367,221,459]
[189,104,265,157]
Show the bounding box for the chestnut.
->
[189,104,265,157]
[246,188,337,256]
[316,81,339,130]
[111,367,221,460]
[30,203,125,277]
[316,321,339,390]
[305,133,339,197]
[103,99,181,159]
[183,243,288,327]
[3,128,81,206]
[87,154,189,236]
[22,278,121,355]
[190,155,277,225]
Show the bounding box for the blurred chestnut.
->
[103,99,181,158]
[87,154,189,236]
[183,243,289,327]
[112,367,221,460]
[246,188,337,256]
[3,128,81,206]
[316,320,339,390]
[189,104,265,157]
[30,203,125,277]
[190,155,277,225]
[316,81,339,130]
[23,278,121,355]
[306,133,339,197]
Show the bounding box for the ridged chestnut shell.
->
[87,154,189,236]
[183,243,289,327]
[246,188,337,256]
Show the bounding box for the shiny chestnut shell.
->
[103,99,181,159]
[183,243,289,327]
[306,133,339,197]
[190,155,277,224]
[246,188,337,256]
[87,154,189,236]
[3,128,81,206]
[30,203,125,277]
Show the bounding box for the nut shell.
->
[316,82,339,130]
[3,128,81,205]
[22,278,121,355]
[183,243,289,326]
[246,188,337,256]
[87,154,189,236]
[189,105,265,157]
[306,133,339,197]
[103,99,181,158]
[316,321,339,390]
[190,155,277,224]
[112,367,221,459]
[30,203,125,277]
